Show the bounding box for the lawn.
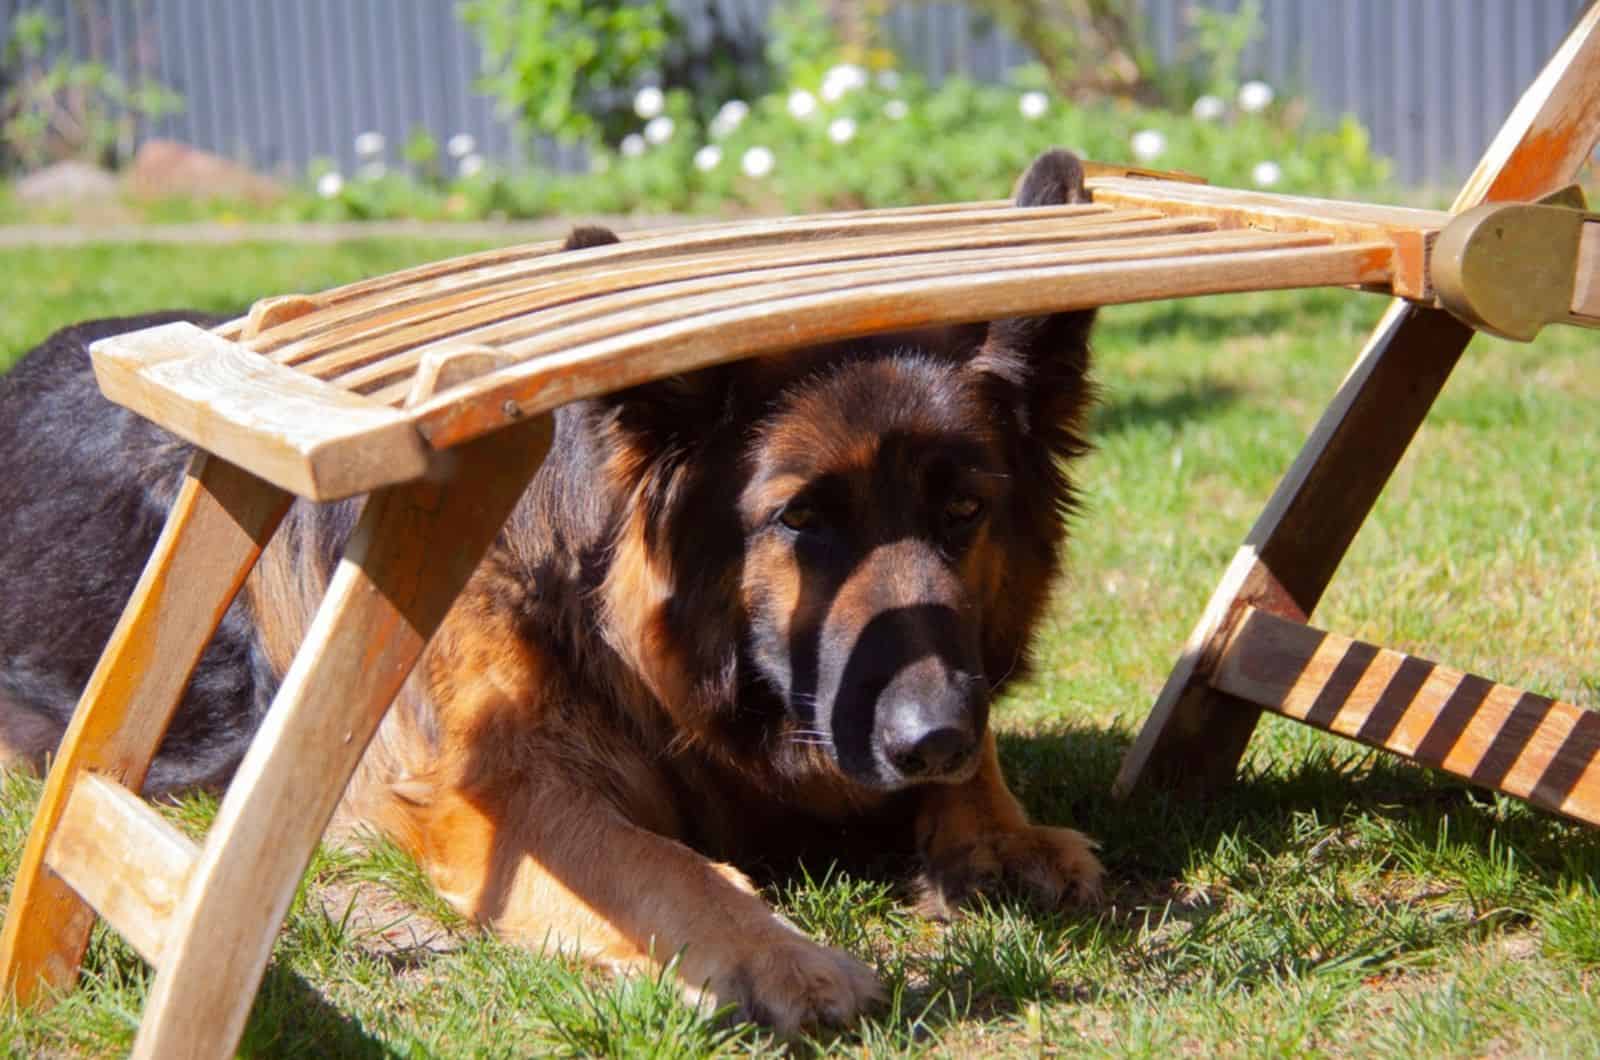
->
[2,239,1599,1056]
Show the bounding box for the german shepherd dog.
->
[0,150,1103,1031]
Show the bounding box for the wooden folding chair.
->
[4,7,1600,1056]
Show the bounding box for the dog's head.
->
[591,150,1096,792]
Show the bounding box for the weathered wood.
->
[45,774,198,967]
[347,227,1324,400]
[91,322,434,500]
[1212,607,1600,827]
[0,455,288,1004]
[271,210,1178,371]
[403,345,517,407]
[1115,0,1600,800]
[1086,176,1446,298]
[129,414,553,1060]
[413,240,1393,448]
[239,203,1117,353]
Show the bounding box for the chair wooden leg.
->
[0,455,290,1002]
[1115,2,1600,800]
[129,415,552,1060]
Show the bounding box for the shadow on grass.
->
[238,962,392,1059]
[999,720,1600,888]
[1091,377,1242,436]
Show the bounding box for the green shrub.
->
[289,62,1389,223]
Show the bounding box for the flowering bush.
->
[523,65,1392,215]
[274,67,1393,223]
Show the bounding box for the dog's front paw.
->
[919,825,1103,917]
[693,927,883,1036]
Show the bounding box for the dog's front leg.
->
[401,770,882,1034]
[913,731,1103,916]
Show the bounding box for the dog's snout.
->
[874,659,984,782]
[885,723,976,779]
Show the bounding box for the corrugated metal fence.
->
[1,0,1591,187]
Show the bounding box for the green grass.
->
[4,240,1600,1055]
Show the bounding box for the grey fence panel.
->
[0,0,1593,187]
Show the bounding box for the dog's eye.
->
[944,495,984,527]
[778,504,822,533]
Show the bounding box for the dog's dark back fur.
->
[0,312,285,790]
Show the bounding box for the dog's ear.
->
[563,224,621,251]
[969,149,1096,452]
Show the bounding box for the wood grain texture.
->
[350,227,1318,402]
[268,211,1175,372]
[91,322,433,500]
[1116,2,1600,801]
[0,454,288,1004]
[1213,607,1600,826]
[414,240,1393,448]
[239,203,1112,354]
[129,414,553,1060]
[44,774,198,967]
[1085,176,1446,298]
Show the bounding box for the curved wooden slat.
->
[412,240,1395,448]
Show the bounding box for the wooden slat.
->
[0,455,288,1004]
[413,240,1394,448]
[44,775,198,967]
[267,210,1177,370]
[351,229,1322,401]
[208,199,1032,340]
[1212,607,1600,826]
[130,414,554,1060]
[91,322,433,501]
[238,203,1118,353]
[1086,176,1445,299]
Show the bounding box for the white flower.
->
[457,153,485,179]
[644,115,675,145]
[620,133,646,158]
[821,62,867,103]
[633,85,665,119]
[354,131,385,158]
[1251,160,1283,187]
[710,99,748,139]
[876,69,901,91]
[315,171,344,198]
[1018,90,1048,120]
[787,89,818,120]
[693,144,723,172]
[446,133,476,159]
[741,145,775,178]
[1191,94,1225,122]
[883,98,909,121]
[827,117,857,145]
[1130,128,1166,162]
[1238,80,1275,113]
[357,161,387,181]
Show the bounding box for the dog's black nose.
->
[886,724,976,778]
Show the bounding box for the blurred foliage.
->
[946,0,1157,99]
[1,11,182,170]
[461,0,767,147]
[277,64,1388,222]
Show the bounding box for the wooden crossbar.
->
[1211,608,1600,826]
